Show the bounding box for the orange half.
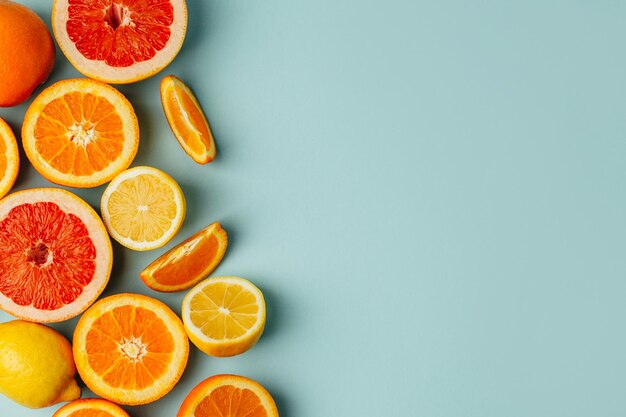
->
[140,222,228,292]
[22,78,139,188]
[161,75,216,164]
[73,293,189,405]
[52,398,130,417]
[177,374,279,417]
[0,117,19,199]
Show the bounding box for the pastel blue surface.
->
[1,1,626,416]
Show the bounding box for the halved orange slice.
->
[140,222,228,292]
[73,293,189,405]
[53,398,130,417]
[161,75,216,164]
[0,117,19,200]
[177,374,279,417]
[22,78,139,188]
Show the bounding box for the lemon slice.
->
[101,166,185,251]
[182,276,266,357]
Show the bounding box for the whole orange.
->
[0,0,55,107]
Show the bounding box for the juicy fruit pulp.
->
[177,375,279,417]
[0,320,81,409]
[0,117,19,199]
[73,293,189,405]
[161,75,216,164]
[53,398,130,417]
[22,78,139,188]
[0,188,112,322]
[140,222,228,292]
[53,0,188,83]
[0,0,55,107]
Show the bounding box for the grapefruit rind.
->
[0,188,112,323]
[52,0,188,84]
[0,118,19,199]
[21,78,139,188]
[52,398,130,417]
[73,293,189,405]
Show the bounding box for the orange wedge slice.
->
[21,78,139,188]
[0,117,19,200]
[73,293,189,405]
[161,75,216,164]
[177,374,279,417]
[140,222,228,292]
[53,398,130,417]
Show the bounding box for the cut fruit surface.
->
[101,166,186,251]
[52,398,130,417]
[140,222,227,292]
[73,293,189,405]
[177,374,279,417]
[52,0,187,84]
[161,75,216,164]
[0,117,19,199]
[182,276,266,357]
[22,78,139,188]
[0,188,112,322]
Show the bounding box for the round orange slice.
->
[0,188,112,323]
[22,78,139,188]
[182,276,266,357]
[73,293,189,405]
[140,222,228,292]
[53,398,130,417]
[0,117,19,200]
[161,75,216,164]
[177,374,279,417]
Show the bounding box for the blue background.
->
[1,0,626,416]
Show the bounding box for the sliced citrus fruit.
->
[140,222,227,292]
[161,75,216,164]
[22,78,139,188]
[0,188,112,322]
[53,398,130,417]
[100,166,186,251]
[182,276,266,357]
[0,117,19,199]
[52,0,188,84]
[177,374,279,417]
[73,293,189,405]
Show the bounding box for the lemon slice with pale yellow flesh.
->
[101,166,185,251]
[182,276,266,357]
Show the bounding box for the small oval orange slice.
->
[0,117,19,200]
[73,293,189,405]
[52,398,130,417]
[177,374,279,417]
[140,222,228,292]
[160,75,216,164]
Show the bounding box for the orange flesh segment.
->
[194,385,268,417]
[34,92,124,176]
[0,133,6,179]
[67,411,115,417]
[85,305,174,390]
[189,282,259,339]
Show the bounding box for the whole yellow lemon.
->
[0,320,81,408]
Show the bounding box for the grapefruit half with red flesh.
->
[52,0,188,84]
[0,188,112,322]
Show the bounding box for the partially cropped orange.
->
[0,0,55,107]
[161,75,216,164]
[0,117,19,199]
[22,78,139,188]
[140,222,228,292]
[53,398,130,417]
[73,293,189,405]
[177,375,279,417]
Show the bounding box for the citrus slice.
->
[182,276,266,357]
[100,166,186,251]
[53,398,130,417]
[177,374,279,417]
[52,0,188,84]
[0,117,19,199]
[0,188,112,322]
[161,75,216,164]
[22,78,139,188]
[140,222,227,292]
[73,293,189,405]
